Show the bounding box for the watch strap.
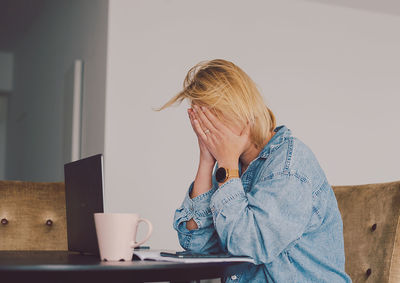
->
[217,167,239,183]
[226,168,239,179]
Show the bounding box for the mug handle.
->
[131,218,153,248]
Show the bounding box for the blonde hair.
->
[158,59,276,149]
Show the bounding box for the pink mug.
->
[94,213,153,261]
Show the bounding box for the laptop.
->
[64,154,105,255]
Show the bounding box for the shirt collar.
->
[259,125,291,159]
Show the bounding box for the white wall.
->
[105,0,400,250]
[6,0,108,181]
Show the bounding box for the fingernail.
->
[201,106,206,111]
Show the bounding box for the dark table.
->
[0,251,252,283]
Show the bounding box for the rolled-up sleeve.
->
[173,180,223,253]
[210,173,312,264]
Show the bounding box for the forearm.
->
[190,159,215,198]
[174,205,223,253]
[185,159,215,230]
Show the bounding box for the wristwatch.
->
[216,167,240,183]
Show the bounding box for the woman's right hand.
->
[188,108,216,166]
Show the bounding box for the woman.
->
[159,59,351,282]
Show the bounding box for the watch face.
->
[216,167,227,183]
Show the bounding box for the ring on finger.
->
[204,129,210,134]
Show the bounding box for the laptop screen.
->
[64,154,104,255]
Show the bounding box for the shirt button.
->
[231,275,238,280]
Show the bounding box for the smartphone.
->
[160,251,235,259]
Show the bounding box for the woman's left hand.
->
[192,105,251,169]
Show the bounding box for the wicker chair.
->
[333,180,400,282]
[0,180,67,250]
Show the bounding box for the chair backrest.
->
[0,180,67,250]
[333,180,400,283]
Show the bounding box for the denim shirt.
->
[173,125,352,282]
